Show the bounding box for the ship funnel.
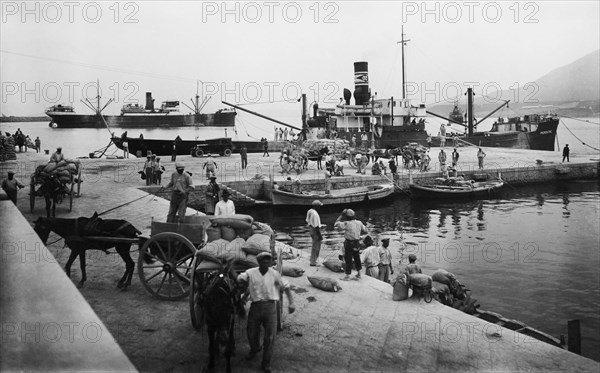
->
[343,88,352,105]
[313,103,319,118]
[353,62,369,105]
[145,92,155,111]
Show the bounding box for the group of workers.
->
[306,202,421,283]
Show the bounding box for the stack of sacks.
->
[36,160,79,183]
[303,139,350,153]
[199,214,276,269]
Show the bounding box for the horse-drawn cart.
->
[30,161,82,214]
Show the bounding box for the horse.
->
[33,213,142,289]
[38,175,65,218]
[201,259,244,373]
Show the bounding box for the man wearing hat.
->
[334,208,368,280]
[215,188,235,216]
[50,146,64,163]
[378,238,394,283]
[143,155,155,185]
[306,200,323,266]
[2,171,24,205]
[237,251,295,373]
[205,176,220,215]
[165,162,194,223]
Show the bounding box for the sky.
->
[1,0,599,117]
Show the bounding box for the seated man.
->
[334,160,344,176]
[371,161,381,175]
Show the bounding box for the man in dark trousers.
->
[334,209,368,281]
[240,144,248,169]
[262,138,269,157]
[165,162,194,223]
[562,144,570,162]
[237,252,295,373]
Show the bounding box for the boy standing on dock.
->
[34,137,41,153]
[306,200,323,266]
[378,238,393,283]
[361,236,380,279]
[203,153,217,179]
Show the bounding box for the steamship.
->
[319,60,558,151]
[46,91,236,129]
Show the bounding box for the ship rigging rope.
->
[559,119,600,152]
[237,99,298,105]
[558,115,600,125]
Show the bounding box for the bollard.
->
[567,319,581,354]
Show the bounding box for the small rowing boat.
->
[409,178,504,200]
[271,183,394,206]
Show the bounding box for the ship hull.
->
[111,136,274,157]
[336,118,558,151]
[47,111,236,129]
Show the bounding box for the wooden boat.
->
[409,179,504,200]
[271,183,394,206]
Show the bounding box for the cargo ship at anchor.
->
[46,90,236,129]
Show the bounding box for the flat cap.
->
[256,252,273,260]
[175,162,185,168]
[312,200,323,206]
[345,209,355,217]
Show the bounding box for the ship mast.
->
[397,26,410,100]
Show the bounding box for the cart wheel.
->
[29,177,35,213]
[223,148,232,157]
[76,167,82,197]
[138,232,196,300]
[189,254,205,330]
[69,182,74,212]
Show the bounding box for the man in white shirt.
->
[306,200,323,266]
[215,189,235,216]
[237,252,295,373]
[361,236,381,278]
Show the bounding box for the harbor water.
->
[1,117,599,361]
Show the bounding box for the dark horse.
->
[201,259,244,373]
[38,175,64,218]
[33,213,142,289]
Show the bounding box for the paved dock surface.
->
[1,147,598,372]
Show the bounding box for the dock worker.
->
[361,236,380,279]
[477,148,486,169]
[378,238,393,283]
[165,162,194,223]
[143,155,154,186]
[215,189,235,216]
[452,148,460,167]
[335,208,368,281]
[237,251,295,373]
[404,254,422,275]
[306,200,323,266]
[2,171,24,205]
[203,153,217,179]
[205,176,220,215]
[438,149,447,170]
[562,144,570,162]
[50,146,64,163]
[240,144,248,169]
[34,137,41,153]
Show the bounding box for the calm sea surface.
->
[2,117,599,361]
